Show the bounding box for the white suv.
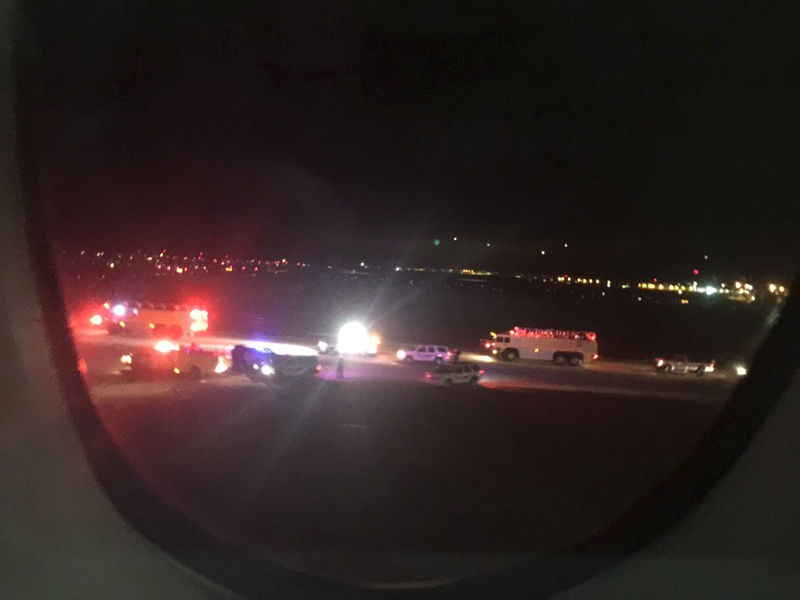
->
[396,344,451,364]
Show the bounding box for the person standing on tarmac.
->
[336,356,345,379]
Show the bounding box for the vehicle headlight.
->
[396,349,406,360]
[260,364,275,376]
[656,359,664,367]
[120,354,132,365]
[735,365,748,377]
[154,340,179,353]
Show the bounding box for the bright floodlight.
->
[338,321,369,355]
[111,304,126,317]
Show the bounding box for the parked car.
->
[235,345,320,382]
[396,344,452,364]
[424,363,483,386]
[231,344,271,374]
[654,354,715,376]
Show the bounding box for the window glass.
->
[33,0,794,591]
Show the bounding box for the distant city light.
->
[486,243,491,247]
[705,286,717,295]
[692,269,699,275]
[452,237,458,241]
[563,243,568,248]
[540,250,546,256]
[703,255,709,260]
[768,283,777,293]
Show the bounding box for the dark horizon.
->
[26,2,798,278]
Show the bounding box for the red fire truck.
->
[103,301,209,340]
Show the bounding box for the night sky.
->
[23,1,799,278]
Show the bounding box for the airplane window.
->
[20,0,797,595]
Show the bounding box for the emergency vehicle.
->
[120,340,229,379]
[485,326,598,366]
[104,301,208,339]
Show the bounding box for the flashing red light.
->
[692,268,699,275]
[315,363,322,372]
[484,342,491,349]
[652,278,657,283]
[478,369,485,375]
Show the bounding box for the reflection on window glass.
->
[32,0,795,588]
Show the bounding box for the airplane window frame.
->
[12,7,800,599]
